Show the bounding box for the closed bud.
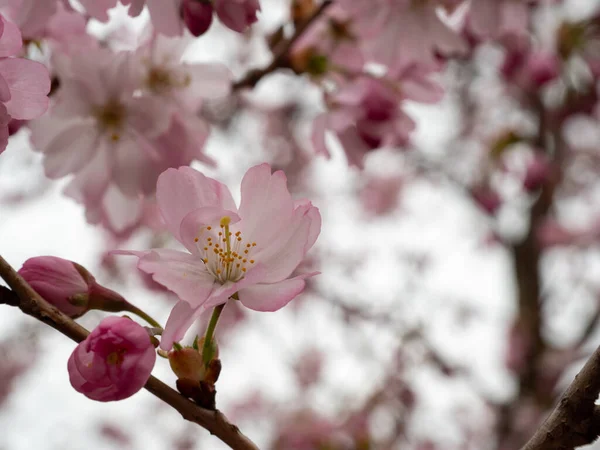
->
[18,256,127,318]
[168,337,220,383]
[214,0,260,33]
[168,347,206,382]
[182,0,214,37]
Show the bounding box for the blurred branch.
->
[521,345,600,450]
[232,0,332,90]
[0,255,259,450]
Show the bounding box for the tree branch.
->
[232,0,332,90]
[0,255,259,450]
[522,346,600,450]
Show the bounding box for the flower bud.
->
[168,337,220,383]
[68,316,156,401]
[182,0,214,37]
[214,0,260,33]
[18,256,127,318]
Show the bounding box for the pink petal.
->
[238,163,295,246]
[146,0,183,36]
[161,300,204,350]
[114,249,217,307]
[112,137,159,197]
[64,145,111,206]
[0,58,50,119]
[43,120,100,178]
[100,184,145,233]
[312,113,331,157]
[156,167,237,242]
[78,0,118,22]
[238,272,318,312]
[252,203,318,283]
[0,15,21,57]
[0,73,10,102]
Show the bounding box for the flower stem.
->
[124,303,163,329]
[202,303,225,367]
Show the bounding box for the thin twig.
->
[0,255,259,450]
[232,0,333,90]
[521,346,600,449]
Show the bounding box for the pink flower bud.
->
[471,186,502,215]
[182,0,214,37]
[524,52,559,88]
[169,346,206,382]
[68,316,156,401]
[214,0,260,33]
[523,154,552,192]
[18,256,127,318]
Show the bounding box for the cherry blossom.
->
[116,164,321,349]
[313,70,442,168]
[68,316,156,401]
[0,14,50,153]
[340,0,467,72]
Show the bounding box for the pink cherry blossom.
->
[116,164,321,350]
[29,47,171,202]
[214,0,260,33]
[291,3,364,73]
[135,34,232,115]
[340,0,467,72]
[468,0,530,41]
[313,71,442,168]
[68,316,156,401]
[0,14,50,154]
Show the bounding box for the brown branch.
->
[0,255,259,450]
[232,0,332,90]
[522,346,600,450]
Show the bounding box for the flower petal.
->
[114,249,217,307]
[156,167,237,242]
[238,272,318,312]
[0,16,22,57]
[0,58,50,119]
[238,164,295,246]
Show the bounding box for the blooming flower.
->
[68,316,156,401]
[340,0,466,72]
[117,164,321,350]
[0,14,50,153]
[313,71,442,167]
[29,47,174,231]
[19,256,128,318]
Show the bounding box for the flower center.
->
[193,216,257,283]
[106,348,127,365]
[146,67,191,95]
[94,99,126,142]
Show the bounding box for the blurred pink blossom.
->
[468,0,530,42]
[0,14,50,154]
[0,0,60,39]
[291,3,363,72]
[214,0,260,33]
[360,175,403,215]
[313,72,441,167]
[340,0,466,72]
[68,316,156,401]
[117,164,321,350]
